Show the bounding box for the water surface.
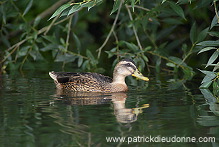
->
[0,72,218,146]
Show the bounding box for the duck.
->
[49,59,149,92]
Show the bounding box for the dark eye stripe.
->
[121,59,136,66]
[125,63,136,70]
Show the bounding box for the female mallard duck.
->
[49,59,149,92]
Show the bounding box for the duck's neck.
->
[110,72,128,92]
[112,72,126,84]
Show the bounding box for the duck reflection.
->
[53,89,149,123]
[112,96,149,123]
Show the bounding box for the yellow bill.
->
[132,69,149,81]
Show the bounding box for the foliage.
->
[49,0,103,20]
[0,0,218,88]
[197,0,219,91]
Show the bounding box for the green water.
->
[0,72,218,147]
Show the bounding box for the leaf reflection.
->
[198,89,219,137]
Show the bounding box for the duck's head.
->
[113,59,149,82]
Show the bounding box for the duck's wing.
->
[50,72,112,83]
[49,71,113,91]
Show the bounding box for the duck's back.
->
[49,71,113,92]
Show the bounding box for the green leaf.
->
[143,46,152,51]
[78,57,83,67]
[0,5,6,24]
[162,0,167,4]
[60,38,66,46]
[134,57,145,70]
[110,0,122,15]
[42,36,58,45]
[49,3,72,20]
[55,53,76,63]
[168,80,184,90]
[169,56,186,66]
[124,42,139,51]
[131,0,135,12]
[197,40,219,46]
[198,47,217,54]
[60,8,71,17]
[168,1,186,20]
[4,51,12,61]
[156,57,161,73]
[82,60,90,70]
[206,51,219,68]
[142,55,149,62]
[73,33,81,51]
[17,46,30,57]
[213,80,218,89]
[197,27,209,43]
[199,72,216,88]
[40,44,58,52]
[82,1,94,7]
[0,33,10,47]
[210,12,219,29]
[213,62,219,71]
[183,67,194,80]
[33,31,38,40]
[181,43,187,53]
[88,0,103,10]
[200,80,212,89]
[208,31,219,38]
[190,23,197,44]
[177,0,192,4]
[81,1,95,10]
[213,80,219,96]
[105,47,117,58]
[68,4,81,16]
[200,89,216,102]
[202,74,215,84]
[166,62,176,67]
[29,46,44,61]
[86,50,95,60]
[33,16,41,27]
[23,0,33,16]
[198,69,216,76]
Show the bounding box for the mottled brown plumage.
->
[49,59,149,92]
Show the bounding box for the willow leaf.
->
[168,1,186,20]
[68,4,81,16]
[23,0,33,16]
[206,51,219,68]
[110,0,122,15]
[198,47,217,54]
[49,3,71,20]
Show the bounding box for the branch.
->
[37,0,69,20]
[65,15,73,51]
[214,1,219,23]
[43,15,59,35]
[4,0,69,40]
[1,16,71,64]
[126,5,150,11]
[125,4,143,50]
[96,0,123,59]
[146,50,189,70]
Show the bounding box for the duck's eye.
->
[124,62,136,70]
[126,63,131,66]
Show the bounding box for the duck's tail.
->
[49,71,58,82]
